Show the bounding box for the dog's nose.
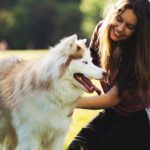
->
[102,71,107,77]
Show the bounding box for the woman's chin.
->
[110,35,120,41]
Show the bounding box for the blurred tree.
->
[0,9,16,50]
[0,0,113,49]
[80,0,117,44]
[29,1,82,49]
[0,0,82,49]
[0,0,18,9]
[80,0,106,42]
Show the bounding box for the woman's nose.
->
[117,23,125,32]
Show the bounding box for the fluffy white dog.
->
[0,35,106,150]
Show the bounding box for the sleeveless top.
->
[90,21,150,116]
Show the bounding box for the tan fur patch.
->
[0,61,30,109]
[60,56,73,78]
[30,71,38,90]
[0,66,16,109]
[59,45,85,78]
[39,80,51,90]
[70,45,84,59]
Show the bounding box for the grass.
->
[0,50,103,150]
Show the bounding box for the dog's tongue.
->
[74,73,101,95]
[83,76,101,95]
[92,84,101,95]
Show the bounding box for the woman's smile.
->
[110,9,137,41]
[110,27,124,40]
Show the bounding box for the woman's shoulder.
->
[97,20,103,29]
[95,20,103,33]
[90,20,103,46]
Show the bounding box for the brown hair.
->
[99,0,150,102]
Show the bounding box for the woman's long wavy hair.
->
[99,0,150,102]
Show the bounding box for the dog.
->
[0,34,106,150]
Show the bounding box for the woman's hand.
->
[76,85,121,110]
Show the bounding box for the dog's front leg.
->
[18,140,40,150]
[3,131,17,150]
[46,134,66,150]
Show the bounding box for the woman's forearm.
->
[77,86,121,109]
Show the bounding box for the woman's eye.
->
[127,24,136,30]
[115,15,122,22]
[82,61,88,64]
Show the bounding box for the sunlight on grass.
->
[0,50,47,60]
[0,50,103,150]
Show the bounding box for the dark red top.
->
[90,21,150,115]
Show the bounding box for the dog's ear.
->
[65,34,77,55]
[67,34,77,48]
[64,34,86,59]
[78,39,87,45]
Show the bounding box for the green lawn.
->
[0,50,102,150]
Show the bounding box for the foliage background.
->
[0,0,109,50]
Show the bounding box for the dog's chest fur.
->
[11,80,82,140]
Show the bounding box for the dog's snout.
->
[102,71,107,77]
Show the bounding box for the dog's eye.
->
[82,61,88,64]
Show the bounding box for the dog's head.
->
[58,34,106,95]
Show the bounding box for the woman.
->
[68,0,150,149]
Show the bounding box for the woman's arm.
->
[77,85,121,109]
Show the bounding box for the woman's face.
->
[110,8,138,42]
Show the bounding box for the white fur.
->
[0,34,105,150]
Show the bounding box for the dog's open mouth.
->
[73,73,101,95]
